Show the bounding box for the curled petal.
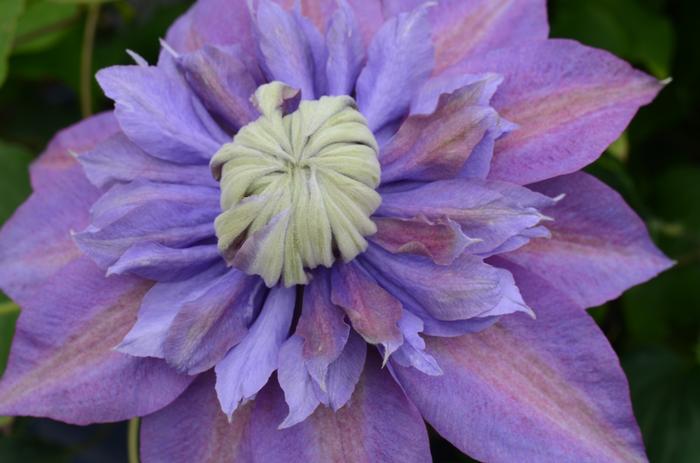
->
[501,172,673,308]
[362,244,532,322]
[331,261,403,360]
[378,178,556,255]
[381,82,501,183]
[372,215,476,265]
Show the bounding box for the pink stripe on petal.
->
[501,172,673,308]
[456,39,663,185]
[394,265,647,462]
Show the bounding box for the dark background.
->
[0,1,698,461]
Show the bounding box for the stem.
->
[128,417,140,463]
[0,302,19,316]
[80,4,101,118]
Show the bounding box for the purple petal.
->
[78,133,215,189]
[372,215,475,265]
[161,271,264,375]
[117,264,229,358]
[107,243,221,282]
[362,244,532,322]
[163,0,256,55]
[391,310,442,376]
[0,115,115,294]
[356,5,434,132]
[380,82,500,183]
[325,0,365,96]
[330,261,403,360]
[277,329,367,428]
[296,270,350,387]
[277,335,323,428]
[141,372,254,463]
[74,180,218,269]
[215,286,296,418]
[0,258,191,424]
[30,112,120,190]
[0,115,190,425]
[321,329,366,411]
[501,172,673,308]
[294,8,328,97]
[177,44,263,131]
[97,64,228,165]
[255,0,325,99]
[378,178,556,255]
[411,72,503,116]
[429,0,549,72]
[457,39,663,185]
[393,265,647,462]
[250,355,431,462]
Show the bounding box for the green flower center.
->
[211,82,381,287]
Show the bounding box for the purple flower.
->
[0,1,673,461]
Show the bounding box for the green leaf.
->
[0,140,32,225]
[12,0,79,55]
[0,0,25,86]
[49,0,116,4]
[552,0,674,78]
[624,349,700,463]
[0,301,19,375]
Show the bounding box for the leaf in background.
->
[12,0,79,55]
[0,301,19,375]
[49,0,116,3]
[0,140,32,225]
[551,0,674,78]
[0,0,25,86]
[624,349,700,463]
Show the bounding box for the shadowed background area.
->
[0,0,697,461]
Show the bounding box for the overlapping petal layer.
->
[394,263,647,462]
[142,356,431,463]
[0,1,672,462]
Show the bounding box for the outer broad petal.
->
[0,115,192,424]
[456,39,663,185]
[501,172,673,308]
[141,373,254,463]
[382,0,548,73]
[0,258,192,424]
[251,355,431,463]
[393,266,647,463]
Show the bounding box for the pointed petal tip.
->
[159,38,179,58]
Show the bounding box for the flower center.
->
[211,82,381,287]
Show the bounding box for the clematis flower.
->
[0,0,673,461]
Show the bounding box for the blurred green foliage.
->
[0,0,698,461]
